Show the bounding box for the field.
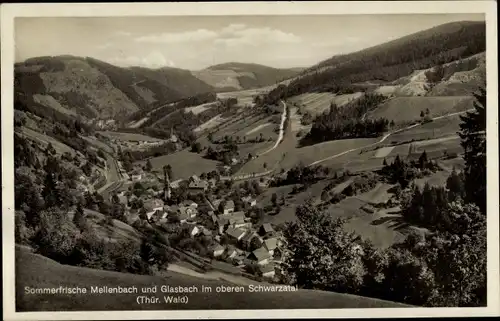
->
[211,114,277,142]
[193,114,227,133]
[185,102,216,115]
[288,92,363,116]
[366,96,474,123]
[15,246,408,311]
[388,114,463,144]
[148,149,220,180]
[97,131,165,142]
[288,106,311,134]
[18,127,77,156]
[216,87,274,107]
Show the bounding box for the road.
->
[230,108,473,180]
[306,109,473,167]
[257,100,288,156]
[97,152,125,198]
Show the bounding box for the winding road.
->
[257,100,288,156]
[232,108,473,180]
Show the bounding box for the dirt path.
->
[257,100,288,156]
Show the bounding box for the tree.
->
[73,202,86,231]
[458,87,486,213]
[271,193,278,206]
[145,159,153,172]
[191,142,202,153]
[446,168,465,201]
[281,203,366,293]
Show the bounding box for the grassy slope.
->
[366,96,474,123]
[147,149,220,180]
[195,62,302,91]
[15,247,410,311]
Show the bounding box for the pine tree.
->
[418,150,428,169]
[145,159,153,172]
[73,202,86,230]
[459,87,486,213]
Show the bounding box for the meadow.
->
[15,246,407,311]
[366,96,474,123]
[148,149,220,180]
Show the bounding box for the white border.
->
[1,1,498,320]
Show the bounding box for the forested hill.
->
[192,62,302,92]
[14,56,216,121]
[260,21,486,104]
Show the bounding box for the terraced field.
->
[289,92,364,116]
[366,96,474,123]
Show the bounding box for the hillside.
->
[15,246,410,311]
[14,56,216,121]
[192,62,302,92]
[261,21,485,104]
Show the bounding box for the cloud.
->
[114,31,132,37]
[134,24,301,47]
[135,29,218,44]
[110,51,175,68]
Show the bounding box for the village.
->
[110,159,286,281]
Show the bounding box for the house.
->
[261,264,276,278]
[178,206,197,221]
[201,227,213,237]
[241,196,257,207]
[247,246,271,266]
[216,217,229,234]
[263,237,279,256]
[181,200,198,209]
[211,244,225,257]
[226,246,238,259]
[225,227,247,242]
[223,200,235,215]
[188,180,209,193]
[242,232,263,249]
[131,174,142,182]
[189,225,201,237]
[209,211,218,224]
[258,223,275,237]
[231,158,239,165]
[232,254,246,266]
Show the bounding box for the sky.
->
[15,14,484,70]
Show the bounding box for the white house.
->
[211,244,225,257]
[131,174,142,182]
[189,225,201,237]
[241,196,257,207]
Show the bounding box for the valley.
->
[12,19,487,310]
